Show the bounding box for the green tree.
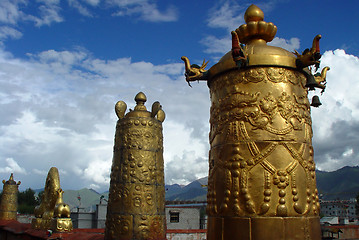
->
[18,188,37,214]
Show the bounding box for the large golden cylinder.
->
[105,92,166,240]
[206,66,321,239]
[181,4,325,240]
[0,173,21,220]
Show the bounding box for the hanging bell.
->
[311,95,322,107]
[305,74,318,91]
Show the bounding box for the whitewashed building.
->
[165,202,207,230]
[320,199,357,220]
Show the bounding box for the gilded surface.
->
[33,167,61,219]
[181,3,326,239]
[206,67,320,240]
[0,173,20,220]
[31,167,73,232]
[105,92,166,240]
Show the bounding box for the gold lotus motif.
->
[234,4,277,44]
[236,21,277,44]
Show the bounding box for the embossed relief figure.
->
[105,92,166,240]
[182,4,329,240]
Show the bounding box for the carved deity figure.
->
[182,5,329,240]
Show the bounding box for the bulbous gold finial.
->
[115,101,127,119]
[244,4,264,23]
[134,92,147,111]
[235,4,276,44]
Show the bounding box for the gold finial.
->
[3,173,20,185]
[134,92,147,111]
[115,101,127,119]
[235,5,277,44]
[244,4,264,23]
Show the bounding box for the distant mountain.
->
[165,177,208,201]
[316,166,359,200]
[164,166,359,201]
[165,184,183,199]
[63,188,104,211]
[57,166,358,210]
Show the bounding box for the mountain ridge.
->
[47,165,359,210]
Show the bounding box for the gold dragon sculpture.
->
[181,56,209,86]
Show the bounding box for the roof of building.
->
[0,220,104,240]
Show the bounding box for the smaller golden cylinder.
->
[105,92,166,240]
[0,173,21,220]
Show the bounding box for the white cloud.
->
[0,46,209,191]
[33,169,48,175]
[311,50,359,171]
[110,1,178,22]
[82,159,111,187]
[0,40,357,192]
[207,1,246,31]
[0,0,63,28]
[0,158,26,174]
[201,35,231,55]
[0,0,26,25]
[35,49,88,65]
[165,152,208,185]
[164,120,209,184]
[31,3,63,26]
[269,37,300,52]
[200,35,300,62]
[68,0,94,17]
[202,1,299,60]
[0,26,23,41]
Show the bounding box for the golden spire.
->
[9,173,14,182]
[244,4,264,22]
[134,92,147,111]
[236,4,277,44]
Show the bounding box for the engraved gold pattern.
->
[206,66,320,239]
[105,92,166,240]
[0,174,21,220]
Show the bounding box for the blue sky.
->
[0,0,358,192]
[3,0,359,64]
